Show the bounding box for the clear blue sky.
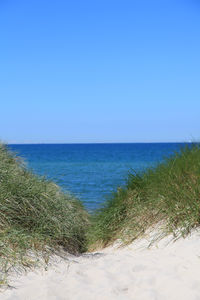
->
[0,0,199,143]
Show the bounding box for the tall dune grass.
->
[1,142,200,285]
[88,144,200,249]
[0,144,89,285]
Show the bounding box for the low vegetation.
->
[87,144,200,249]
[1,142,200,286]
[0,144,89,286]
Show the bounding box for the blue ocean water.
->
[8,143,186,210]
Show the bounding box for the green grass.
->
[1,142,200,286]
[0,144,89,286]
[87,144,200,249]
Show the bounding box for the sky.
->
[0,0,199,143]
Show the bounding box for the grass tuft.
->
[87,144,200,249]
[0,143,89,286]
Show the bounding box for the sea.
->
[8,143,186,211]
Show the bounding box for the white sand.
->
[1,229,200,300]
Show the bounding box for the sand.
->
[1,228,200,300]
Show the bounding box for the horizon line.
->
[6,141,193,145]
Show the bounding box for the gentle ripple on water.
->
[8,143,186,210]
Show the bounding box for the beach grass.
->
[1,142,200,286]
[87,143,200,249]
[0,144,89,286]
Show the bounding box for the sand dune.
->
[1,229,200,300]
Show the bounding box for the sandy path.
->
[1,229,200,300]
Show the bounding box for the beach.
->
[1,0,200,298]
[1,228,200,300]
